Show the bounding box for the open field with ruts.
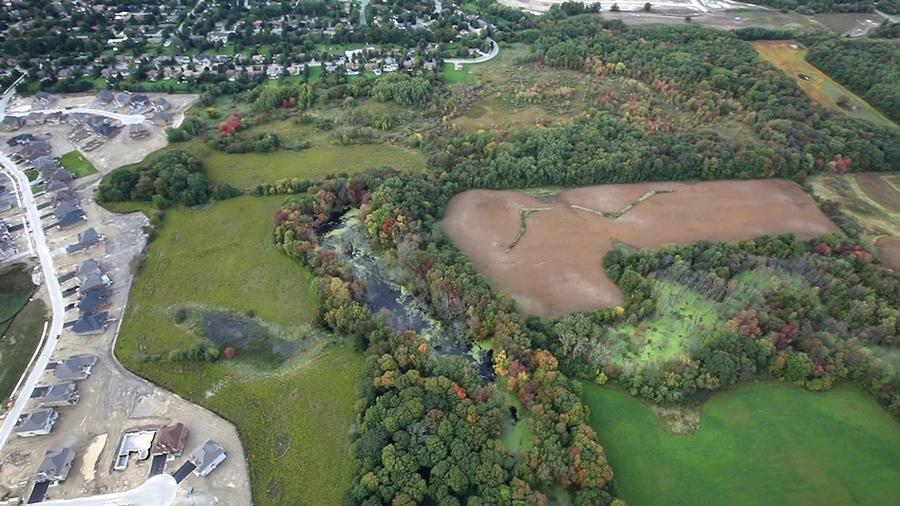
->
[752,41,897,129]
[442,180,837,318]
[809,172,900,274]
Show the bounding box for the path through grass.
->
[583,383,900,506]
[752,41,897,129]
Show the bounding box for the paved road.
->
[0,153,65,452]
[39,474,177,505]
[444,38,499,66]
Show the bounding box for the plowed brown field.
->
[442,180,838,318]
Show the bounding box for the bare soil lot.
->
[855,173,900,213]
[442,180,837,318]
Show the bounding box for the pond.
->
[321,211,493,379]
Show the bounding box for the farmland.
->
[583,383,900,506]
[442,180,837,317]
[752,41,897,129]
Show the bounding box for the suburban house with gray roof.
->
[48,354,98,380]
[188,439,227,477]
[14,408,59,437]
[33,447,75,484]
[31,382,79,407]
[72,311,109,335]
[66,227,103,254]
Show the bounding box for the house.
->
[153,423,188,460]
[96,89,115,105]
[151,111,174,126]
[45,180,70,194]
[128,123,150,139]
[14,408,59,437]
[33,448,75,484]
[32,381,79,407]
[6,133,35,146]
[49,188,77,205]
[32,155,60,171]
[77,286,110,312]
[72,311,109,335]
[75,258,101,278]
[16,141,51,160]
[1,116,24,131]
[54,200,86,229]
[130,94,150,110]
[49,354,97,380]
[187,439,227,477]
[78,271,110,293]
[42,168,74,184]
[33,91,57,108]
[151,96,171,111]
[66,227,103,254]
[113,92,131,108]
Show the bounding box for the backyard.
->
[57,150,99,178]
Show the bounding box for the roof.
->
[33,448,75,483]
[51,354,97,380]
[45,180,69,193]
[33,382,78,405]
[14,408,57,433]
[78,287,110,312]
[153,423,188,455]
[56,208,86,229]
[75,259,101,277]
[53,200,81,219]
[78,272,107,292]
[72,311,108,334]
[187,439,226,475]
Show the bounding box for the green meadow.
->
[583,383,900,506]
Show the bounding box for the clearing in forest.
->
[751,40,897,129]
[442,180,837,318]
[808,172,900,273]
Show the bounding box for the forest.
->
[806,38,900,124]
[257,14,900,503]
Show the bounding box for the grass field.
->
[57,150,98,178]
[205,349,363,506]
[0,300,46,400]
[116,195,319,364]
[114,195,364,504]
[752,41,897,129]
[583,383,900,506]
[1,265,45,400]
[204,142,425,189]
[442,63,470,84]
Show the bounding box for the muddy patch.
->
[649,403,701,435]
[178,308,313,362]
[266,479,283,502]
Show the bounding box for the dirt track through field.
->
[442,180,838,318]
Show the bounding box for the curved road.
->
[40,474,177,506]
[444,38,499,66]
[0,152,65,451]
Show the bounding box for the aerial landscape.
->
[0,0,897,505]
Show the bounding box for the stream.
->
[321,211,493,380]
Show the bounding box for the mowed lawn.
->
[583,383,900,506]
[57,150,98,178]
[752,41,897,129]
[205,349,363,506]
